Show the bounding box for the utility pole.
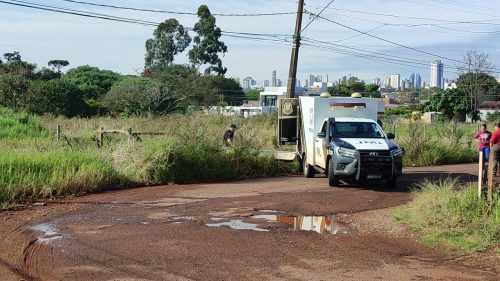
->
[286,0,305,98]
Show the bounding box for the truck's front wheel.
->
[328,158,339,187]
[303,154,315,178]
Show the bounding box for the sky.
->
[1,0,500,86]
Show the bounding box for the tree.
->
[0,73,30,109]
[364,83,379,93]
[145,19,191,71]
[245,89,261,101]
[422,88,472,121]
[25,79,85,117]
[188,5,228,75]
[327,85,350,96]
[64,65,123,100]
[36,67,59,81]
[3,52,21,62]
[103,77,179,116]
[456,50,496,121]
[48,59,70,75]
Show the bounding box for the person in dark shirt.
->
[223,124,237,146]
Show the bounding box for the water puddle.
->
[31,223,63,243]
[167,211,354,235]
[251,214,354,235]
[206,219,269,232]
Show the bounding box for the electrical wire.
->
[301,0,335,33]
[58,0,296,17]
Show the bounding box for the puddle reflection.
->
[252,214,353,235]
[206,219,269,232]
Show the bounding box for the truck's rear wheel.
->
[303,154,315,178]
[328,158,339,187]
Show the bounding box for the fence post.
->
[487,148,495,204]
[478,151,484,198]
[99,127,104,148]
[56,124,61,142]
[127,128,133,147]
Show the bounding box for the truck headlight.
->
[336,147,356,158]
[391,148,404,157]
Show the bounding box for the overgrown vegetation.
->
[394,179,500,254]
[385,122,477,166]
[0,108,292,208]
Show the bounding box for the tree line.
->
[0,5,245,117]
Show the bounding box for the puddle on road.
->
[31,223,63,243]
[251,214,354,235]
[167,211,354,235]
[206,219,269,232]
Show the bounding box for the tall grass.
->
[393,179,500,254]
[388,122,477,166]
[0,109,292,207]
[0,108,485,207]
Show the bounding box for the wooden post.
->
[99,127,104,148]
[423,124,427,140]
[56,124,61,142]
[487,148,495,204]
[127,128,133,147]
[393,124,396,135]
[478,151,484,198]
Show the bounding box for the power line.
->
[58,0,296,17]
[314,14,461,63]
[301,0,335,32]
[0,0,293,40]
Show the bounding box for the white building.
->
[390,74,400,90]
[430,60,444,89]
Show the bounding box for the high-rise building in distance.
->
[390,74,400,90]
[410,73,421,89]
[272,70,277,87]
[430,60,444,89]
[264,80,270,87]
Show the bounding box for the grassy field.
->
[393,179,500,255]
[387,121,478,166]
[0,108,483,207]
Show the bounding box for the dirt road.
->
[0,163,498,281]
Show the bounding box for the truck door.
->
[315,121,328,169]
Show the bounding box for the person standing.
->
[223,124,237,146]
[489,123,500,175]
[474,123,492,163]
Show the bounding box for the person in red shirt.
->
[490,123,500,175]
[474,123,492,162]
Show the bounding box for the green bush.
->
[394,179,500,254]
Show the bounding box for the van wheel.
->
[386,177,397,189]
[328,158,339,187]
[303,155,315,178]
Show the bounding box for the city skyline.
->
[1,0,499,83]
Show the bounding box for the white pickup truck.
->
[297,94,403,188]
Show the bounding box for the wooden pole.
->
[56,124,61,142]
[487,148,495,204]
[128,128,133,147]
[99,127,104,148]
[478,151,484,198]
[286,0,305,98]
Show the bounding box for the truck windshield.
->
[330,122,385,139]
